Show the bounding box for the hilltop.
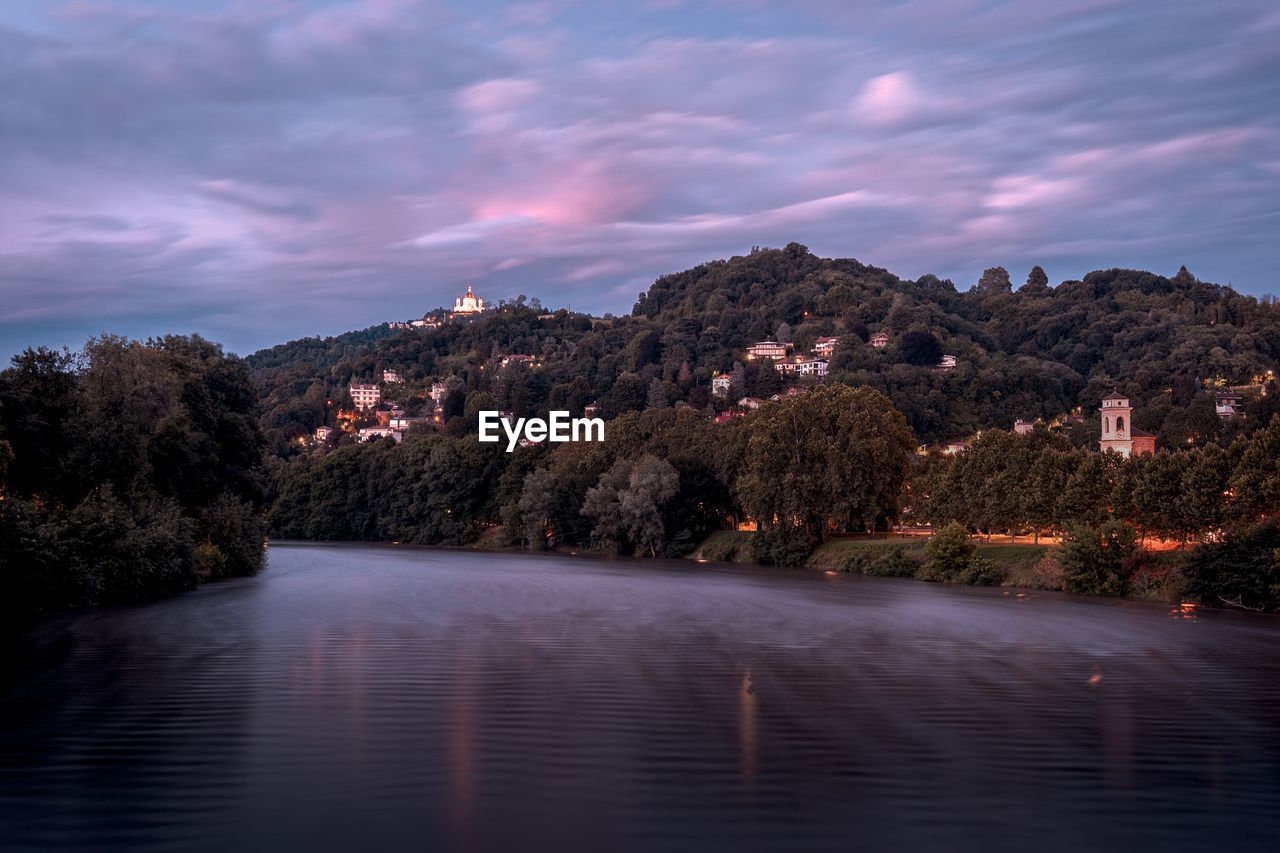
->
[247,244,1280,451]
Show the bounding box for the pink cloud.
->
[853,71,928,126]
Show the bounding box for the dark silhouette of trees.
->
[0,336,267,617]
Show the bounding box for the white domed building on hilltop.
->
[452,285,487,315]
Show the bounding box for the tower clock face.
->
[1117,428,1126,437]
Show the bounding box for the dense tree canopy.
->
[0,336,268,616]
[247,245,1280,451]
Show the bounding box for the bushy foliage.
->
[913,419,1280,544]
[749,527,812,567]
[1060,521,1136,597]
[922,522,975,579]
[841,546,919,577]
[1181,521,1280,612]
[0,336,267,616]
[917,522,1002,585]
[736,385,916,544]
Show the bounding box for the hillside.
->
[247,244,1280,451]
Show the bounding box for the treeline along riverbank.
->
[266,388,1280,612]
[0,336,267,618]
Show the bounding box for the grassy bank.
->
[690,531,1188,602]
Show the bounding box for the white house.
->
[314,426,334,442]
[746,340,790,360]
[870,331,890,349]
[358,427,403,443]
[774,357,829,378]
[813,336,839,357]
[382,369,403,383]
[711,373,732,398]
[1215,392,1244,419]
[349,383,381,410]
[937,354,957,370]
[500,354,539,368]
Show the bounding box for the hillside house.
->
[813,337,839,357]
[1215,392,1244,419]
[358,427,403,443]
[349,383,381,410]
[774,357,829,378]
[746,341,790,360]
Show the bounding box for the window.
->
[1104,416,1110,433]
[1116,416,1125,432]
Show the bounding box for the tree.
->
[1181,520,1280,611]
[976,266,1012,293]
[775,322,793,344]
[646,377,668,409]
[897,331,942,366]
[516,467,556,549]
[729,361,747,401]
[604,372,645,418]
[922,522,975,579]
[1229,416,1280,525]
[0,336,268,617]
[619,455,680,556]
[736,385,916,544]
[581,454,679,555]
[1060,520,1135,597]
[1021,265,1050,293]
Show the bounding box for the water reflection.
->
[0,543,1277,852]
[739,668,757,785]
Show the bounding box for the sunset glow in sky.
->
[2,0,1278,357]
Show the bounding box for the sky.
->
[2,0,1279,359]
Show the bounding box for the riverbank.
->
[458,525,1195,608]
[688,530,1191,603]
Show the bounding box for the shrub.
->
[956,556,1004,586]
[1180,521,1280,612]
[1032,553,1065,590]
[840,546,919,577]
[1126,553,1185,603]
[1060,521,1135,597]
[750,527,812,567]
[665,527,699,558]
[697,532,747,563]
[919,522,977,582]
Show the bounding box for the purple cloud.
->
[1,0,1278,359]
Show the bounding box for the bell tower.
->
[1099,392,1133,456]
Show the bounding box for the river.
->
[1,543,1278,852]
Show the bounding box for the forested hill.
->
[248,244,1280,451]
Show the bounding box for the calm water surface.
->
[2,543,1278,852]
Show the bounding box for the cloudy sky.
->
[2,0,1278,358]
